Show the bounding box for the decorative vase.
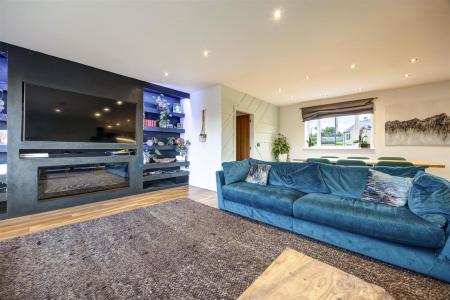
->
[278,153,288,162]
[159,119,170,128]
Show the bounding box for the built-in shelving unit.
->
[0,50,8,215]
[141,85,190,191]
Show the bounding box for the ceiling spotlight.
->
[273,9,282,21]
[404,73,410,78]
[107,125,112,129]
[409,58,418,63]
[350,64,356,69]
[54,108,61,113]
[127,119,131,122]
[116,123,121,126]
[164,71,169,77]
[116,100,123,105]
[203,50,209,57]
[94,112,101,117]
[103,107,110,112]
[305,75,310,80]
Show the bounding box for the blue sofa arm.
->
[216,170,225,209]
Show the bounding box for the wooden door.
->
[236,114,250,160]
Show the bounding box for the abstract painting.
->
[385,99,450,146]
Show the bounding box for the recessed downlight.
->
[273,9,282,21]
[164,71,169,77]
[94,112,101,117]
[54,108,61,113]
[116,123,121,126]
[116,100,123,105]
[409,58,418,63]
[103,107,110,112]
[203,50,209,57]
[404,73,410,78]
[305,75,310,80]
[350,64,356,69]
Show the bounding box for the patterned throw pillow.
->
[245,164,271,186]
[362,169,412,207]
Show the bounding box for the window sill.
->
[303,147,375,151]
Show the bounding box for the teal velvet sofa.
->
[216,159,450,283]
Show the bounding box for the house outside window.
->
[305,113,373,149]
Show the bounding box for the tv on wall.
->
[22,83,137,144]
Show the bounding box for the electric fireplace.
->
[38,163,129,200]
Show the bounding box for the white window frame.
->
[304,114,373,150]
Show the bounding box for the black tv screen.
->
[23,83,137,144]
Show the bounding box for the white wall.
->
[221,85,279,162]
[280,80,450,179]
[183,85,222,191]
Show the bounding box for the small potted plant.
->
[272,133,291,162]
[175,138,191,162]
[354,127,371,149]
[154,94,172,128]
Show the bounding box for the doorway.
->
[236,111,252,161]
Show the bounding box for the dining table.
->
[292,158,446,168]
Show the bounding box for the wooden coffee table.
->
[239,248,393,300]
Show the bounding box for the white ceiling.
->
[1,0,449,106]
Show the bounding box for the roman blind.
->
[301,98,375,122]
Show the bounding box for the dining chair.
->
[306,158,332,164]
[376,161,414,167]
[377,156,407,161]
[336,159,367,166]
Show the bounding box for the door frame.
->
[234,107,254,160]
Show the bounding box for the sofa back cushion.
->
[222,159,250,185]
[249,158,329,194]
[319,164,369,199]
[408,171,450,228]
[373,166,427,178]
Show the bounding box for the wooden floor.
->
[0,185,217,242]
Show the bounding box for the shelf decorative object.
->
[173,103,183,113]
[199,109,207,143]
[175,138,191,162]
[154,94,172,128]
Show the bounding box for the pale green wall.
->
[221,85,279,162]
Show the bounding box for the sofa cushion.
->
[362,169,412,207]
[409,171,450,228]
[319,164,369,199]
[222,159,250,185]
[373,166,427,178]
[293,193,445,249]
[248,158,329,194]
[245,164,271,185]
[222,182,304,216]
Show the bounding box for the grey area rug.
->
[0,199,449,300]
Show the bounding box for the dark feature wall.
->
[4,43,145,217]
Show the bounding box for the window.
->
[305,113,373,149]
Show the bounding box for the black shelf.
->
[144,106,185,118]
[146,145,176,150]
[143,126,185,133]
[143,181,188,192]
[144,161,189,170]
[143,170,189,182]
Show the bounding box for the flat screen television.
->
[22,83,137,144]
